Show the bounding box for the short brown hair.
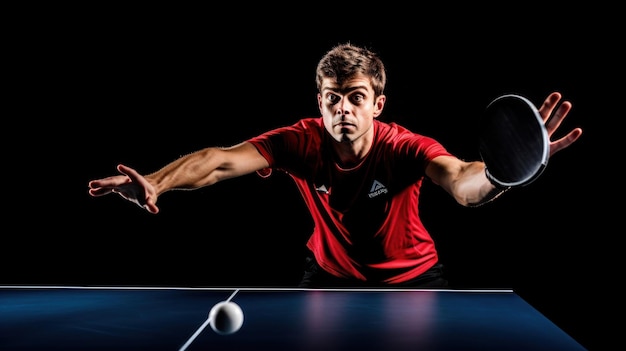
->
[315,43,387,97]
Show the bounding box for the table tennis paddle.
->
[479,94,549,189]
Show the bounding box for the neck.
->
[332,134,372,169]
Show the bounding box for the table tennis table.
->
[0,286,586,350]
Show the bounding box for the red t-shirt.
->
[247,118,452,284]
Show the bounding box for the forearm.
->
[146,147,225,196]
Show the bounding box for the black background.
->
[5,5,621,351]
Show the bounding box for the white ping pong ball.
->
[209,301,244,335]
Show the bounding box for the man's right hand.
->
[88,164,160,214]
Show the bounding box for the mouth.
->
[336,122,355,129]
[336,123,355,134]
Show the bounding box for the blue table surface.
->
[0,286,587,351]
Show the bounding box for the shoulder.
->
[374,120,427,142]
[249,117,322,140]
[247,117,325,156]
[373,120,451,158]
[295,117,324,132]
[266,117,324,135]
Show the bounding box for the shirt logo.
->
[316,184,330,194]
[368,180,388,198]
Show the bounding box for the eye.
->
[327,93,339,104]
[350,94,364,104]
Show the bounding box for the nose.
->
[336,99,349,116]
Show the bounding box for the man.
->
[88,43,582,288]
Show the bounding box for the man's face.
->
[318,74,385,144]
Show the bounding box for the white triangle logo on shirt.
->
[316,184,329,194]
[368,180,388,198]
[370,180,386,192]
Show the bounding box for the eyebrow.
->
[322,84,370,94]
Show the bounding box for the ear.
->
[372,95,386,118]
[317,93,323,113]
